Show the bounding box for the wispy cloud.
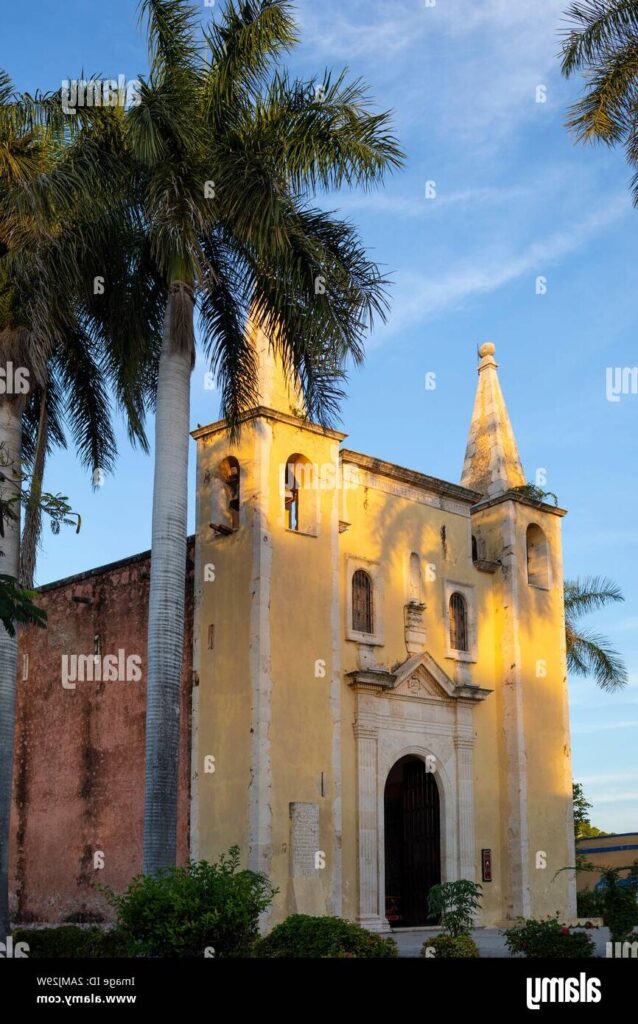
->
[591,791,638,804]
[297,0,569,140]
[572,719,638,735]
[323,185,532,219]
[375,195,628,338]
[579,772,638,786]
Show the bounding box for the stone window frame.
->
[443,579,477,663]
[346,555,384,646]
[281,453,320,538]
[526,522,552,591]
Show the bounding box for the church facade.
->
[10,336,576,929]
[190,334,576,929]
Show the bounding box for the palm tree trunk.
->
[143,285,193,874]
[0,399,23,937]
[20,388,47,589]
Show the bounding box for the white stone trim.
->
[249,420,273,917]
[501,503,531,918]
[329,442,343,915]
[352,665,481,931]
[189,443,205,860]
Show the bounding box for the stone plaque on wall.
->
[289,801,326,915]
[289,801,320,877]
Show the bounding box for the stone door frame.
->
[348,652,492,931]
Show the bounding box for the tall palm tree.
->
[130,0,403,874]
[564,576,628,691]
[561,0,638,196]
[0,79,163,937]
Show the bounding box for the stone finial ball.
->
[479,342,496,358]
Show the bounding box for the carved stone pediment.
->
[394,664,445,700]
[347,651,493,702]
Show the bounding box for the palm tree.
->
[0,78,163,936]
[129,0,403,874]
[564,576,628,691]
[561,0,638,197]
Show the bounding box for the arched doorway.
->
[384,755,441,927]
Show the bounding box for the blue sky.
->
[4,0,638,834]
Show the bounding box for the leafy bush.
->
[12,926,133,958]
[421,934,479,958]
[577,888,604,920]
[427,880,483,937]
[107,847,276,958]
[503,916,596,958]
[255,915,398,958]
[597,869,638,943]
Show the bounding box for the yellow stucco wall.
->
[191,408,575,929]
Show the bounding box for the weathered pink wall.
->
[9,542,194,924]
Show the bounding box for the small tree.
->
[573,782,608,840]
[427,880,482,938]
[555,861,638,943]
[598,867,638,945]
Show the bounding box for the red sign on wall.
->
[481,848,492,882]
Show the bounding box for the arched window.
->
[284,454,315,533]
[527,524,549,588]
[211,456,240,533]
[409,553,423,603]
[352,569,373,634]
[471,535,478,564]
[449,592,468,652]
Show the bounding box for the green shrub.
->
[255,915,398,958]
[503,916,596,958]
[12,926,134,958]
[577,888,604,920]
[421,934,479,958]
[107,847,276,958]
[427,880,483,937]
[597,868,638,943]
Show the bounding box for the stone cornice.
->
[347,669,397,692]
[191,406,347,442]
[471,491,567,518]
[340,449,481,505]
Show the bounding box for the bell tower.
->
[462,343,576,920]
[190,315,346,925]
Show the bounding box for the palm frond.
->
[564,38,638,144]
[139,0,200,79]
[561,0,638,76]
[564,575,625,617]
[53,329,118,479]
[251,69,404,193]
[203,0,297,111]
[566,623,629,691]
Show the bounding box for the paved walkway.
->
[386,926,612,958]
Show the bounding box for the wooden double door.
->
[384,755,441,927]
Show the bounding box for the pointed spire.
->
[461,342,526,498]
[247,313,304,416]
